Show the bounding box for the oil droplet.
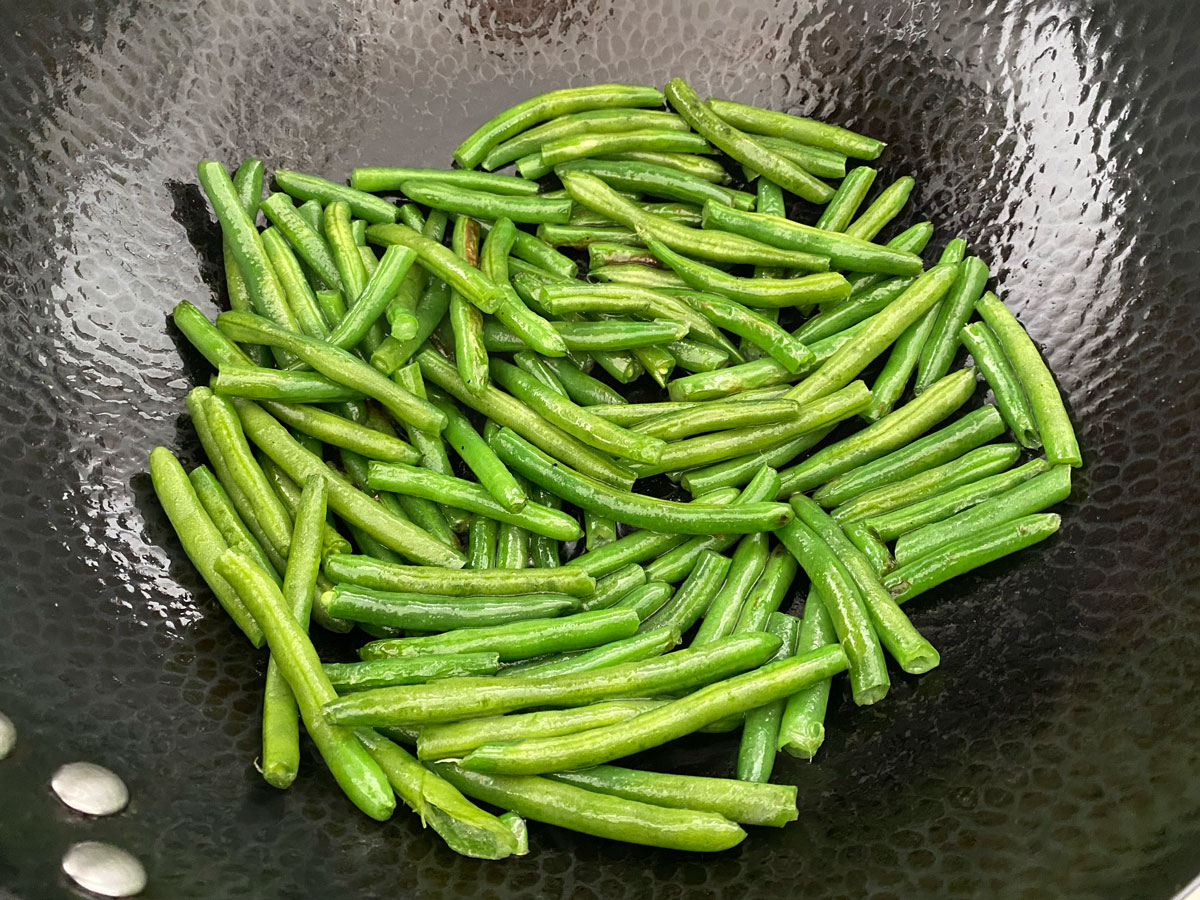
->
[50,762,129,816]
[0,712,14,759]
[61,842,146,897]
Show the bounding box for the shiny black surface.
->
[1,1,1198,897]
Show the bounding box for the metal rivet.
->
[51,762,129,816]
[0,711,14,759]
[61,842,146,897]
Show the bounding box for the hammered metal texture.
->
[0,1,1197,898]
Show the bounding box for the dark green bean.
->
[632,399,801,441]
[324,654,502,692]
[914,257,990,393]
[554,158,755,210]
[976,292,1081,466]
[400,180,572,225]
[679,426,832,497]
[664,78,832,203]
[648,242,838,307]
[638,550,730,636]
[350,167,539,195]
[671,287,813,372]
[736,612,800,782]
[326,245,417,351]
[692,534,769,646]
[813,405,1006,507]
[960,322,1040,449]
[775,520,889,706]
[458,646,847,774]
[777,587,838,758]
[274,169,397,223]
[707,98,885,159]
[893,466,1072,564]
[260,192,343,291]
[886,514,1062,604]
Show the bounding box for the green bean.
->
[338,442,457,553]
[492,428,792,535]
[234,401,465,567]
[439,221,486,393]
[731,545,798,634]
[466,515,499,569]
[459,644,847,774]
[366,224,506,313]
[583,511,620,555]
[816,166,877,232]
[680,426,833,497]
[643,469,779,583]
[223,161,267,362]
[381,208,446,337]
[612,582,675,620]
[274,169,397,224]
[173,301,253,369]
[553,158,755,210]
[367,462,579,540]
[317,289,348,327]
[590,401,700,425]
[792,494,939,673]
[560,171,833,269]
[570,200,703,227]
[844,523,894,575]
[429,401,527,517]
[638,550,730,636]
[417,348,636,488]
[196,162,299,357]
[211,366,360,403]
[692,534,769,646]
[775,520,889,705]
[601,150,730,183]
[189,465,279,585]
[260,193,343,291]
[149,448,264,645]
[913,257,989,393]
[260,227,332,338]
[536,129,712,168]
[399,180,571,225]
[886,514,1062,604]
[893,466,1072,565]
[779,368,976,498]
[504,626,676,678]
[777,587,838,757]
[539,356,624,405]
[663,339,728,373]
[736,612,800,783]
[631,399,798,441]
[700,201,923,276]
[258,401,419,463]
[632,344,677,388]
[372,278,453,378]
[831,443,1021,523]
[813,405,1006,507]
[548,763,797,828]
[505,229,578,279]
[215,549,394,819]
[325,245,417,351]
[355,730,523,859]
[862,458,1052,543]
[260,475,326,788]
[511,352,568,398]
[323,200,368,306]
[336,630,779,726]
[217,311,446,433]
[644,381,871,475]
[976,293,1081,466]
[349,167,539,196]
[482,108,688,169]
[842,176,915,241]
[783,265,959,406]
[354,608,638,666]
[840,221,935,305]
[796,277,914,345]
[960,323,1040,449]
[325,654,502,692]
[653,252,843,311]
[589,264,690,289]
[672,287,813,372]
[538,224,641,249]
[494,521,529,569]
[454,84,666,169]
[489,359,665,464]
[742,136,849,181]
[433,763,745,852]
[590,242,669,269]
[327,585,578,630]
[295,198,323,232]
[324,554,592,597]
[707,98,885,159]
[664,78,832,203]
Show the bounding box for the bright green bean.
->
[736,612,800,782]
[841,176,915,241]
[915,257,990,393]
[325,553,593,596]
[845,523,894,575]
[326,245,416,350]
[540,356,624,405]
[327,585,578,630]
[324,654,502,692]
[692,534,769,646]
[583,511,620,554]
[553,158,754,210]
[539,129,712,167]
[647,242,839,306]
[350,167,539,195]
[601,150,730,182]
[212,366,363,403]
[638,550,730,636]
[632,400,800,441]
[777,587,838,757]
[173,301,253,369]
[467,515,499,569]
[366,223,506,313]
[503,627,677,678]
[816,166,877,232]
[274,169,397,223]
[961,322,1040,449]
[731,545,798,634]
[258,401,419,464]
[671,287,813,372]
[401,180,571,225]
[482,108,689,169]
[707,98,885,159]
[494,522,528,570]
[260,192,343,291]
[189,465,279,585]
[796,277,914,344]
[260,227,332,338]
[612,582,675,620]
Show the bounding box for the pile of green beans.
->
[150,79,1081,860]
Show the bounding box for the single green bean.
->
[494,521,528,569]
[260,192,343,291]
[212,366,362,403]
[539,224,641,248]
[466,515,499,569]
[632,399,801,441]
[326,245,417,350]
[553,158,755,210]
[775,519,889,706]
[325,553,593,596]
[350,167,539,195]
[741,135,849,180]
[914,256,990,393]
[731,545,798,634]
[417,348,636,488]
[601,150,730,183]
[886,514,1062,604]
[842,220,935,299]
[259,401,420,464]
[960,322,1040,449]
[664,339,730,373]
[664,78,832,203]
[795,277,914,345]
[707,98,884,159]
[631,343,677,388]
[590,401,701,425]
[812,404,1006,507]
[612,582,675,620]
[680,426,833,497]
[459,644,847,774]
[832,443,1021,524]
[260,227,332,338]
[418,700,667,760]
[173,301,253,369]
[512,351,569,398]
[366,223,506,313]
[671,287,813,372]
[841,176,915,241]
[215,549,394,819]
[492,428,793,535]
[736,611,800,782]
[482,108,688,169]
[223,161,267,364]
[400,180,571,225]
[570,200,703,227]
[777,587,838,758]
[539,356,624,406]
[638,550,731,636]
[234,401,465,567]
[325,654,502,692]
[189,465,279,584]
[590,242,669,269]
[590,264,690,289]
[323,200,368,312]
[327,585,578,630]
[893,466,1072,564]
[583,511,620,555]
[149,448,264,645]
[845,522,895,575]
[647,241,838,307]
[317,289,348,327]
[816,166,877,232]
[539,129,712,167]
[274,169,397,223]
[976,292,1081,466]
[692,534,769,646]
[503,626,677,678]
